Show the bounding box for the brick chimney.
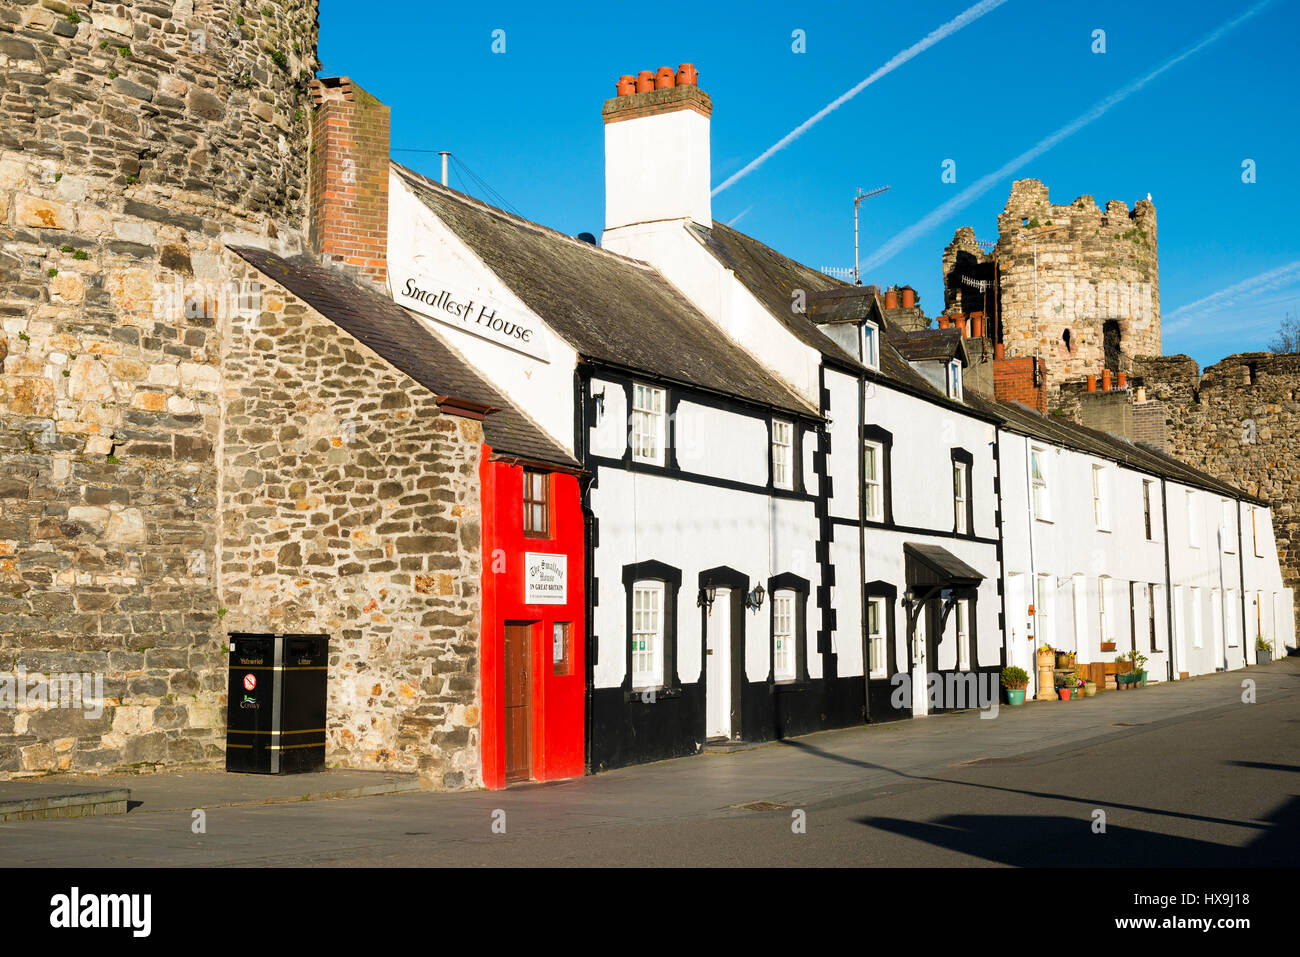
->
[994,355,1047,414]
[602,64,712,235]
[308,76,390,286]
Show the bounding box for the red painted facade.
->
[478,447,586,789]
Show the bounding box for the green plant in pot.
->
[1126,650,1148,687]
[1001,666,1029,705]
[1256,634,1272,665]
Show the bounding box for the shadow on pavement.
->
[856,794,1300,866]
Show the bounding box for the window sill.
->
[624,685,682,702]
[772,679,813,694]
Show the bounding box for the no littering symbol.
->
[243,673,256,691]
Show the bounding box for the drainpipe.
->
[1238,499,1248,665]
[1160,477,1174,681]
[993,427,1008,673]
[1022,435,1040,696]
[574,366,596,775]
[858,372,869,721]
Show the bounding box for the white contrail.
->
[711,0,1009,197]
[727,205,754,227]
[1165,259,1300,330]
[859,0,1273,274]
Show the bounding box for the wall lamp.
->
[697,584,717,614]
[745,584,766,611]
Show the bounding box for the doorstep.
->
[703,737,766,754]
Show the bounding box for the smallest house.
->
[221,247,574,789]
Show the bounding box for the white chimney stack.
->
[602,64,712,234]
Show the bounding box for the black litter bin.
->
[226,633,329,774]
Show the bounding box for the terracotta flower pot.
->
[1058,688,1071,700]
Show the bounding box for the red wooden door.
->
[504,623,532,783]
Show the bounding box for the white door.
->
[1007,574,1029,688]
[912,603,929,717]
[706,589,731,739]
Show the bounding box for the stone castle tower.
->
[0,1,319,776]
[944,178,1160,396]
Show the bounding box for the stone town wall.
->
[0,0,318,777]
[1138,351,1300,637]
[219,256,484,789]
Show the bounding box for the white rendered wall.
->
[590,467,818,688]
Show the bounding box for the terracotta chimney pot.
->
[616,75,636,96]
[636,70,655,93]
[938,315,951,329]
[1117,371,1128,390]
[1102,369,1113,391]
[675,63,699,86]
[1086,373,1097,393]
[994,342,1005,360]
[884,288,898,310]
[655,67,675,90]
[901,286,915,308]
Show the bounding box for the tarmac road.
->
[2,659,1296,867]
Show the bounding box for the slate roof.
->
[228,246,580,471]
[686,221,996,417]
[678,222,1259,501]
[886,327,968,365]
[806,286,882,325]
[393,165,816,418]
[962,388,1263,505]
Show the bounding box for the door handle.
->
[706,649,713,655]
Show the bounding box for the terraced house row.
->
[0,0,1292,787]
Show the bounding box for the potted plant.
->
[1085,674,1098,696]
[1100,638,1117,652]
[1055,670,1074,700]
[1001,665,1029,706]
[1256,635,1272,665]
[1126,650,1148,687]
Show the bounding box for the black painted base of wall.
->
[590,674,871,773]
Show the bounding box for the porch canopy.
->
[903,542,984,590]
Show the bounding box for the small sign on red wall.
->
[525,552,567,605]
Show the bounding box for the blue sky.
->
[320,0,1299,368]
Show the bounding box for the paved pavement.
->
[1,659,1296,866]
[0,768,418,818]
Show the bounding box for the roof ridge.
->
[391,161,660,272]
[712,221,849,287]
